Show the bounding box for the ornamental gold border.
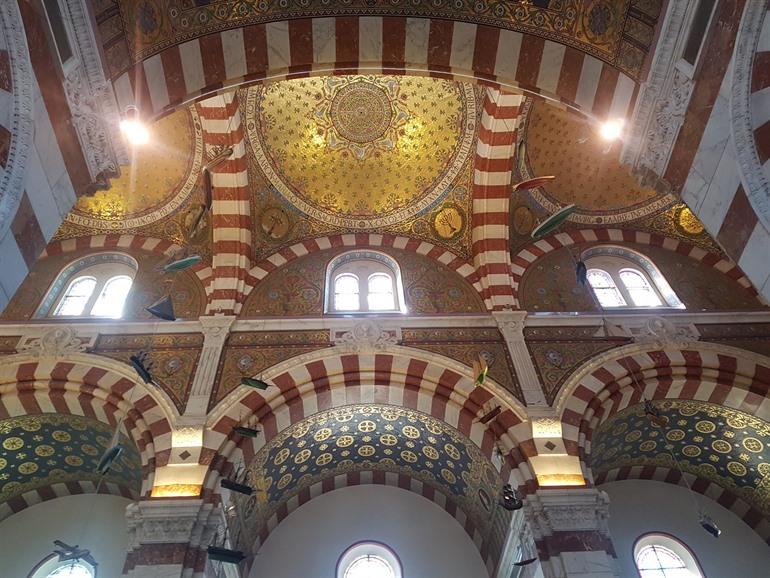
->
[245,80,478,230]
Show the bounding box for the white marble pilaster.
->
[493,311,548,407]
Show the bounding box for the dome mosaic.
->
[246,76,478,229]
[67,107,204,231]
[591,400,770,516]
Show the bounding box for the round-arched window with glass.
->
[28,554,96,578]
[337,542,402,578]
[634,533,704,578]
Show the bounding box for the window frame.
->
[675,0,718,79]
[633,533,706,578]
[582,247,685,311]
[41,0,78,73]
[325,251,406,315]
[53,275,98,317]
[336,541,402,578]
[28,553,96,578]
[37,253,138,319]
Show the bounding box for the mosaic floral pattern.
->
[0,414,142,505]
[234,404,505,552]
[591,400,770,516]
[246,76,476,229]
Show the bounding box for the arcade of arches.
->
[1,1,770,577]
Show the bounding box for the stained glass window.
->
[620,269,663,307]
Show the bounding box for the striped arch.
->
[203,346,534,499]
[246,472,501,576]
[555,343,770,541]
[115,17,638,123]
[197,93,252,315]
[243,233,484,307]
[0,353,177,511]
[41,234,212,288]
[510,228,757,305]
[472,88,523,310]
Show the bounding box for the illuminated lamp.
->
[598,118,624,141]
[120,105,150,145]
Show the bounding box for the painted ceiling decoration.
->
[519,99,674,224]
[591,400,770,518]
[245,76,478,230]
[0,414,142,506]
[232,404,507,551]
[101,1,661,80]
[64,107,204,232]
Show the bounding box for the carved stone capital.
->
[125,500,217,548]
[331,320,401,352]
[199,315,236,344]
[524,489,612,539]
[492,311,527,343]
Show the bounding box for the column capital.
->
[492,310,527,342]
[524,488,611,538]
[199,315,236,341]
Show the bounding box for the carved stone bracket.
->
[493,311,547,407]
[524,488,612,539]
[59,0,127,184]
[15,327,94,358]
[620,1,694,184]
[186,316,236,414]
[331,320,401,352]
[633,316,700,349]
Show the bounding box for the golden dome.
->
[245,75,477,229]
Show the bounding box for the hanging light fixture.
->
[120,105,150,145]
[598,118,624,141]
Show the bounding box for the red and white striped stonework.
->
[113,16,638,123]
[244,233,482,303]
[595,465,770,543]
[0,356,176,502]
[248,471,499,574]
[663,1,770,303]
[202,350,536,502]
[557,346,770,539]
[42,234,181,259]
[472,88,523,310]
[510,228,757,305]
[197,93,252,315]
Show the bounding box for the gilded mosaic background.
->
[241,247,485,317]
[0,414,142,505]
[517,245,764,313]
[94,333,204,412]
[232,404,508,558]
[211,330,331,408]
[592,400,770,517]
[1,249,207,322]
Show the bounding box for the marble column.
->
[123,499,220,578]
[524,488,619,578]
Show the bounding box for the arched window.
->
[337,542,402,578]
[335,274,360,311]
[37,253,138,319]
[587,269,627,308]
[54,276,97,316]
[325,251,406,314]
[634,534,704,578]
[28,554,96,578]
[582,246,684,309]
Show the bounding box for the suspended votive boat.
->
[531,204,577,238]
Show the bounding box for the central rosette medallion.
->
[246,76,477,229]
